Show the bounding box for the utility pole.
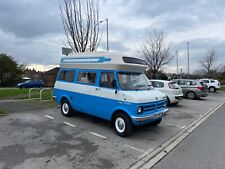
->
[187,42,190,74]
[106,18,109,52]
[98,18,109,52]
[176,51,179,74]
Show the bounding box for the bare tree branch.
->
[60,0,100,53]
[199,49,217,74]
[140,30,174,79]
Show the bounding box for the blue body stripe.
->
[54,88,165,125]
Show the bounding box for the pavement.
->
[0,91,224,169]
[152,102,225,169]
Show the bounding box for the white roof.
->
[60,51,147,72]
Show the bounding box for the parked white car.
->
[150,80,183,105]
[201,79,221,92]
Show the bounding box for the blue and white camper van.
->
[54,52,168,137]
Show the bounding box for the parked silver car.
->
[171,79,208,100]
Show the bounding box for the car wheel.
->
[151,118,162,126]
[113,113,133,137]
[209,87,216,92]
[166,97,170,106]
[186,92,196,100]
[61,99,73,117]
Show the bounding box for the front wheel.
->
[113,113,133,137]
[61,99,73,117]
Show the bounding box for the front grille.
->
[143,100,165,112]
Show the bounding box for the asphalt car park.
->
[0,91,225,169]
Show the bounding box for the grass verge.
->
[0,88,53,100]
[219,85,225,91]
[0,108,7,116]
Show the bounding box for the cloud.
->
[0,0,63,38]
[0,0,225,73]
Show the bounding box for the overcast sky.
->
[0,0,225,73]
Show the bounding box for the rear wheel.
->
[113,113,133,137]
[186,92,196,100]
[61,99,73,117]
[209,86,216,92]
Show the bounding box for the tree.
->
[60,0,100,53]
[199,49,217,74]
[140,31,174,79]
[0,54,24,86]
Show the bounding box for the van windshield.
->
[117,72,151,90]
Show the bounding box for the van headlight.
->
[137,106,144,114]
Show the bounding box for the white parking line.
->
[124,144,144,153]
[64,122,76,127]
[165,123,185,129]
[44,115,54,119]
[89,132,107,139]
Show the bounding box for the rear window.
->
[58,70,75,82]
[168,82,180,89]
[122,57,146,65]
[151,81,164,88]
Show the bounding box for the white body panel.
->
[150,80,183,104]
[55,81,166,103]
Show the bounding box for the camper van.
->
[54,52,168,137]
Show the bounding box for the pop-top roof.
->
[60,51,147,72]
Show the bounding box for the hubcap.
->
[115,117,125,133]
[62,103,69,114]
[188,93,194,99]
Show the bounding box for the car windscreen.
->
[117,72,151,90]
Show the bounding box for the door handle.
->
[95,87,100,91]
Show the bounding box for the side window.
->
[77,72,96,84]
[178,80,186,85]
[190,81,197,85]
[58,70,75,82]
[100,72,115,88]
[203,80,209,83]
[210,80,215,83]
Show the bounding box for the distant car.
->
[150,80,183,105]
[201,79,221,92]
[171,79,208,100]
[16,80,44,88]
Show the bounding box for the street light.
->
[97,18,109,52]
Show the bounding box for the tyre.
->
[209,86,216,92]
[151,118,162,126]
[186,92,196,100]
[61,99,73,117]
[113,113,133,137]
[166,97,170,106]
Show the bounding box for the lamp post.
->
[98,18,109,51]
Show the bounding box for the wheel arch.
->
[110,108,132,125]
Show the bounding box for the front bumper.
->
[131,108,168,122]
